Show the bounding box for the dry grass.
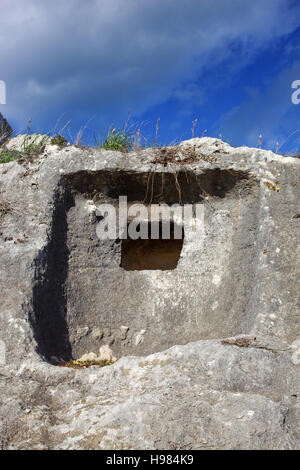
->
[152,145,218,166]
[0,198,12,216]
[50,133,68,148]
[58,359,113,369]
[221,337,278,354]
[141,144,219,206]
[0,193,23,221]
[264,181,280,192]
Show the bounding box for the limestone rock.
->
[0,137,299,449]
[97,345,117,363]
[78,352,98,362]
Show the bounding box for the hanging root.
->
[149,171,155,205]
[143,169,153,204]
[172,167,182,205]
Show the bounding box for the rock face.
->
[0,112,12,144]
[0,137,299,449]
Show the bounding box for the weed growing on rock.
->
[0,148,19,164]
[50,133,69,148]
[96,126,134,152]
[264,181,280,192]
[21,134,49,157]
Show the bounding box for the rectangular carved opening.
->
[121,221,184,271]
[29,167,259,363]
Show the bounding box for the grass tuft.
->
[21,134,49,157]
[0,149,19,164]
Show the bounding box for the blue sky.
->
[1,0,300,152]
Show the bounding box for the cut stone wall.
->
[0,137,299,450]
[30,167,260,362]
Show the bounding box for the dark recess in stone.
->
[28,167,258,363]
[66,168,254,204]
[121,221,184,271]
[29,186,75,363]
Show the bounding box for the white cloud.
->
[0,0,299,134]
[218,61,300,150]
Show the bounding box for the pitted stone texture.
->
[0,137,299,449]
[0,339,299,450]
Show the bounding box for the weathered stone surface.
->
[0,112,12,144]
[0,137,299,449]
